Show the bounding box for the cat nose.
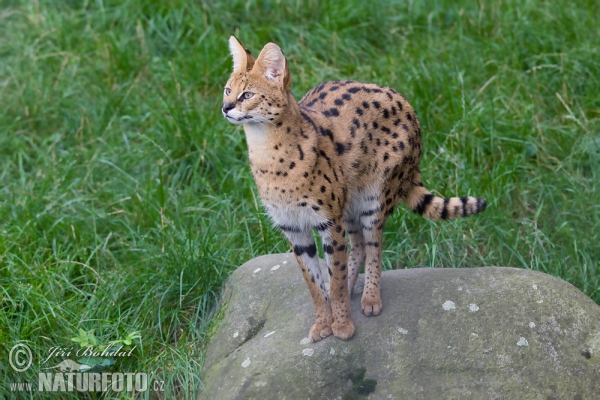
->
[222,102,235,113]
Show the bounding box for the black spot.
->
[321,186,326,193]
[289,161,296,169]
[366,242,380,247]
[406,112,412,121]
[329,108,340,116]
[312,205,320,211]
[319,126,334,141]
[383,109,390,118]
[416,194,434,215]
[319,150,332,168]
[440,198,450,220]
[348,87,361,93]
[335,142,346,155]
[306,98,318,107]
[277,224,301,232]
[294,244,317,257]
[362,101,370,109]
[383,153,389,161]
[319,92,327,99]
[396,101,403,110]
[323,174,332,184]
[299,202,307,207]
[341,264,347,271]
[398,141,405,150]
[360,206,382,217]
[353,119,360,128]
[334,99,344,106]
[381,126,390,134]
[461,196,469,216]
[356,108,363,116]
[372,121,378,129]
[336,244,346,252]
[329,86,339,91]
[297,145,304,160]
[322,110,331,117]
[342,93,351,100]
[303,172,309,178]
[392,133,398,139]
[317,199,324,205]
[402,124,409,131]
[393,119,401,126]
[314,221,333,231]
[323,244,334,254]
[372,101,381,109]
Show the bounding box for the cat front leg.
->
[321,219,355,340]
[285,230,334,342]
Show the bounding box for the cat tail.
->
[403,172,487,221]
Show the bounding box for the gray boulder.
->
[200,254,600,399]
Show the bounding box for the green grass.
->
[1,0,598,398]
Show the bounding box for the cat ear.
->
[255,43,288,87]
[229,36,255,72]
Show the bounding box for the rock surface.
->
[199,254,600,399]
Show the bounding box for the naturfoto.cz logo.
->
[8,343,164,393]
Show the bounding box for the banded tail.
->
[404,177,487,221]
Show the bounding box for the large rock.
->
[199,254,600,399]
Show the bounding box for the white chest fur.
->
[243,122,270,150]
[263,201,329,231]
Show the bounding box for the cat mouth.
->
[224,113,253,123]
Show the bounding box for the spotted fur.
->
[222,36,487,341]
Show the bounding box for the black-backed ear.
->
[255,42,289,88]
[228,36,255,72]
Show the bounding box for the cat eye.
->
[224,88,231,96]
[243,91,254,100]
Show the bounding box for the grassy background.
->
[1,0,598,398]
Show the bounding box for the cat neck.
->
[243,91,312,152]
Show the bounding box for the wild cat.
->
[222,36,486,341]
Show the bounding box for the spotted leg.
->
[320,219,355,340]
[346,217,366,294]
[359,206,385,317]
[285,230,333,342]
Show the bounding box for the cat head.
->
[222,36,292,125]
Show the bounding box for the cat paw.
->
[309,323,333,342]
[332,320,356,340]
[361,297,383,317]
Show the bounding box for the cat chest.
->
[262,199,329,232]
